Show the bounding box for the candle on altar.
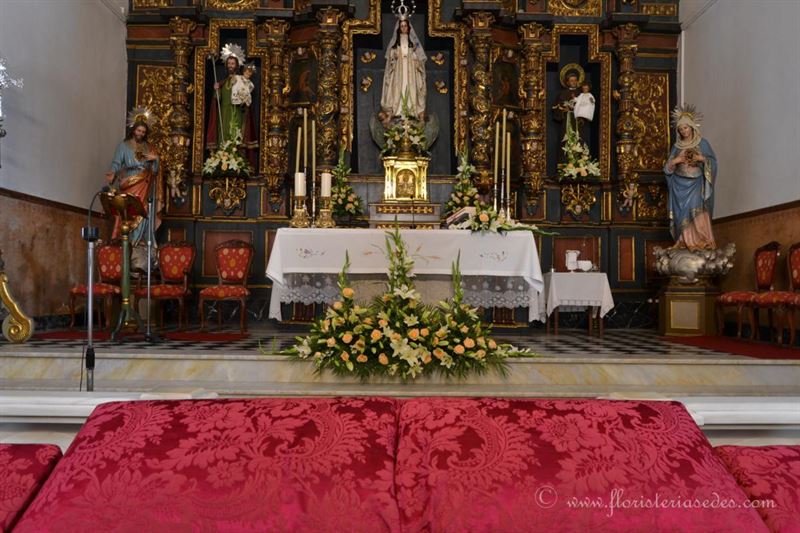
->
[494,122,500,185]
[506,131,511,211]
[294,172,306,197]
[295,126,302,174]
[303,108,308,171]
[501,109,507,176]
[311,120,316,185]
[321,172,332,197]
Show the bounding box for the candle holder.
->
[316,196,335,228]
[290,195,311,228]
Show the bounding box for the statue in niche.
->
[552,64,594,159]
[379,14,427,126]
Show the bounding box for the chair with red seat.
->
[198,239,253,333]
[716,241,781,339]
[761,242,800,345]
[133,241,195,330]
[68,241,123,330]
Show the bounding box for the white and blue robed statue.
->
[663,104,717,250]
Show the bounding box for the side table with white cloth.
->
[266,228,544,322]
[543,271,614,336]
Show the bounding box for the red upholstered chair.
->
[68,241,123,330]
[716,241,781,339]
[760,242,800,345]
[198,240,253,333]
[133,242,195,330]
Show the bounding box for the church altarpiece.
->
[126,0,679,326]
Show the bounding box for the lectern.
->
[100,191,146,340]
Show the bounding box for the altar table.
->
[266,228,544,321]
[543,271,615,336]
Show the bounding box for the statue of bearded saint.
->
[379,14,427,126]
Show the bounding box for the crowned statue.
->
[379,13,427,126]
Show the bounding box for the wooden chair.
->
[68,241,123,330]
[198,240,253,333]
[133,242,195,330]
[716,241,780,339]
[757,242,800,345]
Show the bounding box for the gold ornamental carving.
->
[261,19,290,208]
[135,65,174,165]
[382,156,431,202]
[542,24,612,181]
[0,250,33,343]
[206,0,259,10]
[561,183,596,218]
[636,184,668,220]
[209,177,247,214]
[428,0,468,153]
[548,0,602,17]
[630,72,670,172]
[192,20,269,174]
[641,3,677,16]
[467,12,495,192]
[519,23,548,211]
[317,8,345,168]
[132,0,169,8]
[166,17,197,206]
[613,23,642,209]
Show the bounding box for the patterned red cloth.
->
[14,398,401,532]
[756,292,797,306]
[199,285,250,298]
[395,398,767,532]
[134,284,189,298]
[217,246,252,282]
[159,245,194,283]
[0,444,62,531]
[97,245,123,283]
[69,283,121,296]
[719,291,758,305]
[789,247,800,289]
[715,445,800,533]
[756,249,780,290]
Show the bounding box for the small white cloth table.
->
[266,228,544,321]
[543,271,615,336]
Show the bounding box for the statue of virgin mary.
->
[380,14,427,123]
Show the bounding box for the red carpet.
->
[161,331,249,342]
[663,335,800,360]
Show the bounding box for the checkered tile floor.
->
[1,326,753,360]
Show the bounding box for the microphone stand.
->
[144,159,160,343]
[82,186,108,391]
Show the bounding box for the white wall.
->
[0,0,127,209]
[680,0,800,218]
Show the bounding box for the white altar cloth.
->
[544,271,615,318]
[266,228,544,321]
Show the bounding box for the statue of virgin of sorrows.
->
[380,14,427,125]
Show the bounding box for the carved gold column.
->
[519,23,548,211]
[613,23,641,209]
[262,19,290,207]
[167,17,196,204]
[466,12,495,192]
[0,248,33,343]
[316,8,345,169]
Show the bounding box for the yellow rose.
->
[363,317,373,326]
[464,338,475,349]
[341,333,353,344]
[488,339,497,350]
[479,212,490,223]
[460,325,469,334]
[370,329,383,341]
[356,354,368,363]
[391,332,402,342]
[379,319,389,328]
[379,353,389,365]
[420,328,429,337]
[342,287,355,299]
[341,352,350,362]
[454,344,465,355]
[326,337,336,347]
[476,349,486,359]
[432,336,440,346]
[408,328,420,340]
[423,353,432,364]
[433,348,445,359]
[332,301,343,311]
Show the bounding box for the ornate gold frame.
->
[192,20,269,174]
[542,24,612,180]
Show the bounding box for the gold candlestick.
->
[316,196,335,228]
[290,195,310,228]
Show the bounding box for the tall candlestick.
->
[506,131,512,219]
[311,119,316,222]
[303,108,308,172]
[294,172,306,197]
[321,172,332,197]
[493,122,500,211]
[501,109,507,175]
[295,127,302,175]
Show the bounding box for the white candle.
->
[294,172,306,197]
[295,127,302,174]
[494,122,500,184]
[303,108,308,171]
[501,109,507,176]
[506,131,511,205]
[321,172,332,197]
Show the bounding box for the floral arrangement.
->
[202,129,251,178]
[451,205,549,236]
[382,91,427,157]
[330,147,363,217]
[284,227,528,380]
[558,128,600,180]
[444,150,485,216]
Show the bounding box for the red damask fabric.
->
[69,283,121,296]
[395,398,768,532]
[0,444,62,532]
[756,250,780,290]
[217,247,252,282]
[97,246,123,283]
[134,285,189,298]
[719,291,758,305]
[199,285,250,298]
[14,398,400,533]
[715,445,800,533]
[789,247,800,289]
[160,246,194,283]
[756,292,797,306]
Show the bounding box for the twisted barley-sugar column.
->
[167,17,197,201]
[613,23,641,208]
[466,12,495,192]
[518,22,548,211]
[316,8,345,169]
[262,19,290,207]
